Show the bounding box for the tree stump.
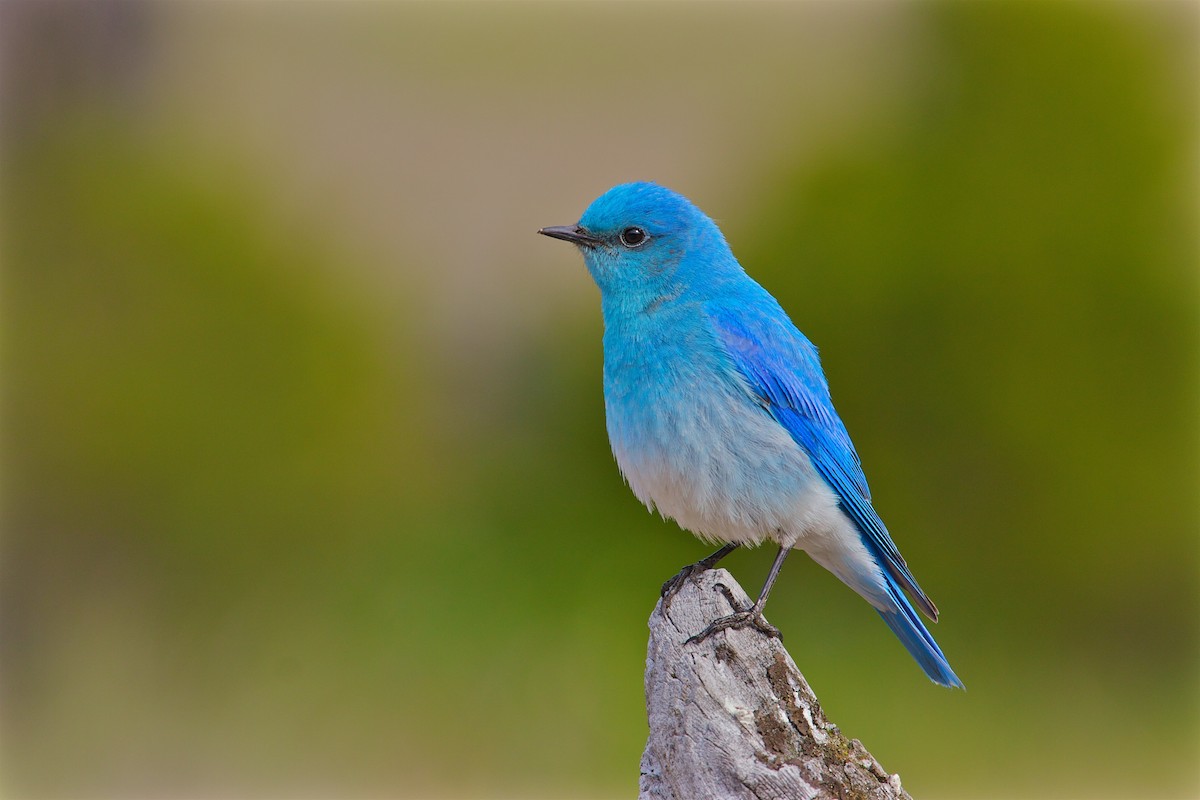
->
[639,568,913,800]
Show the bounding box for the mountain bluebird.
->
[539,182,962,688]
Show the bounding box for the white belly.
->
[608,382,857,549]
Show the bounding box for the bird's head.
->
[539,182,737,305]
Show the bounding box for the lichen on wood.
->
[638,568,913,800]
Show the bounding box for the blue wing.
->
[707,300,940,622]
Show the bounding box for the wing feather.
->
[708,302,939,621]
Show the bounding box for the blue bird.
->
[539,182,962,688]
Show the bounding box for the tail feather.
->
[877,577,964,689]
[884,557,940,622]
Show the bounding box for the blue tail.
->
[877,576,964,689]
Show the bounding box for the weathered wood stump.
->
[639,568,913,800]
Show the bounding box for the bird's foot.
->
[686,605,781,645]
[660,543,740,604]
[660,563,708,602]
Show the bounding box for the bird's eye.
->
[619,227,647,248]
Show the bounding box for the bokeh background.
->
[2,1,1197,798]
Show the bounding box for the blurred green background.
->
[2,2,1196,798]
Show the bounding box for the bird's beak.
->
[538,225,601,247]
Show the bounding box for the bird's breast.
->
[601,320,834,547]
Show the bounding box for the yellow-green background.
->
[3,2,1196,798]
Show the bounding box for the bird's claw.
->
[660,563,704,602]
[686,610,781,645]
[661,544,741,604]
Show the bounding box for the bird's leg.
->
[687,545,791,644]
[660,542,740,601]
